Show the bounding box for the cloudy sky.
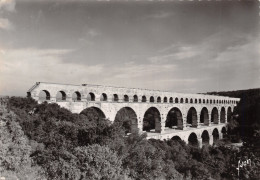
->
[0,0,259,96]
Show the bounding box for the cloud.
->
[0,0,16,12]
[0,18,13,30]
[0,48,104,95]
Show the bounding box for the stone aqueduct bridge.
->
[28,82,240,147]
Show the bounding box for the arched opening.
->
[114,107,138,134]
[165,107,183,130]
[201,130,210,145]
[113,94,119,102]
[72,91,81,101]
[180,98,184,103]
[142,96,147,102]
[200,107,209,125]
[220,107,226,123]
[169,97,173,103]
[133,95,138,102]
[56,91,66,101]
[80,107,106,121]
[185,98,188,103]
[199,99,201,103]
[157,96,161,103]
[27,92,31,98]
[143,107,161,132]
[203,99,205,103]
[87,92,95,101]
[216,100,219,104]
[100,93,107,101]
[212,128,219,143]
[206,99,209,104]
[124,95,129,102]
[39,90,51,101]
[221,127,227,139]
[175,98,178,103]
[190,99,193,103]
[187,107,198,127]
[150,96,155,103]
[164,97,167,103]
[213,100,215,104]
[227,107,232,122]
[211,107,219,124]
[210,100,212,104]
[195,99,197,103]
[171,136,182,142]
[188,133,198,147]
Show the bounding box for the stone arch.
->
[199,99,201,103]
[188,132,199,147]
[142,96,147,102]
[72,91,81,101]
[143,107,161,132]
[206,99,209,104]
[113,94,119,102]
[171,136,182,142]
[56,91,66,101]
[220,107,226,123]
[164,97,167,103]
[200,107,209,125]
[87,92,95,101]
[39,90,51,101]
[203,99,205,103]
[80,106,106,120]
[100,93,107,101]
[217,100,219,104]
[165,107,183,130]
[201,130,210,145]
[212,128,219,143]
[221,126,227,139]
[175,98,179,103]
[124,95,129,102]
[227,107,232,122]
[180,98,184,103]
[114,107,138,134]
[187,107,198,127]
[210,100,212,104]
[195,99,197,103]
[150,96,155,103]
[213,100,216,104]
[190,99,193,103]
[157,96,161,103]
[169,97,173,103]
[211,107,219,124]
[185,98,188,103]
[133,95,138,102]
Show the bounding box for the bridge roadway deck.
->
[146,123,226,141]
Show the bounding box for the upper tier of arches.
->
[37,89,239,105]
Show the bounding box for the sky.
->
[0,0,259,96]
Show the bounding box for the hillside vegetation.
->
[0,94,259,180]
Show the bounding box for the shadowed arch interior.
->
[187,107,198,127]
[80,107,106,121]
[113,94,119,102]
[211,107,219,124]
[169,97,173,103]
[143,107,161,132]
[201,130,210,145]
[142,96,147,102]
[212,128,219,143]
[188,133,198,147]
[56,91,66,101]
[157,97,161,103]
[87,92,95,101]
[220,107,226,123]
[133,95,138,102]
[221,127,227,138]
[171,136,182,142]
[150,96,155,103]
[165,107,183,129]
[114,107,138,134]
[72,91,81,101]
[200,107,209,125]
[39,90,51,101]
[100,93,107,101]
[227,107,232,122]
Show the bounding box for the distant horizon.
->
[0,0,259,96]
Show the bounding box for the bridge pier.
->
[198,138,203,148]
[209,135,214,146]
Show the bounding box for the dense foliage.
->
[1,93,259,179]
